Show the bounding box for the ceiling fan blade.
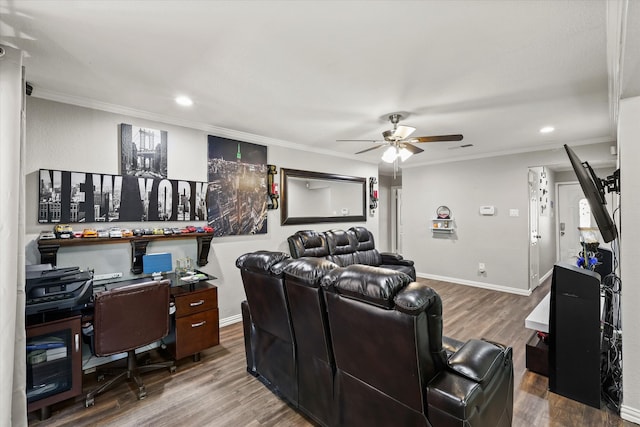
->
[355,145,385,154]
[412,134,464,143]
[400,142,424,154]
[336,139,382,143]
[394,125,416,139]
[382,125,416,141]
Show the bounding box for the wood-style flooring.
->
[28,277,634,426]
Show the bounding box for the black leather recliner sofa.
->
[288,226,417,280]
[237,248,514,427]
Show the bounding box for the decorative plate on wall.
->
[436,205,451,219]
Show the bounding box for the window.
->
[579,198,591,228]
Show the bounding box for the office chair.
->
[85,279,175,407]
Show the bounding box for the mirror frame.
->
[280,168,367,225]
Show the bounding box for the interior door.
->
[528,169,540,291]
[557,182,586,263]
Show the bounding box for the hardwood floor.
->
[28,277,633,427]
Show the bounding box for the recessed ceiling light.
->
[540,126,555,134]
[175,96,193,107]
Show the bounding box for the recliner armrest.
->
[442,335,465,358]
[380,252,414,266]
[447,339,510,385]
[427,369,484,422]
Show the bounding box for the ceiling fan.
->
[338,113,463,163]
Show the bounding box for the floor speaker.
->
[549,262,601,408]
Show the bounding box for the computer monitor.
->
[142,253,173,280]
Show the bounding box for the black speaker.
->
[549,262,601,408]
[594,247,613,278]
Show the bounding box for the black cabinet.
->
[26,315,82,419]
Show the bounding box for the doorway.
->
[391,186,403,254]
[528,169,540,291]
[556,181,601,264]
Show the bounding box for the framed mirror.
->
[281,168,367,225]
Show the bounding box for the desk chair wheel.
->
[137,385,147,400]
[85,397,95,407]
[169,365,176,373]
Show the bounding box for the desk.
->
[83,274,219,372]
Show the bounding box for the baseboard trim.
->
[417,272,532,296]
[621,404,640,424]
[539,268,553,284]
[219,314,242,328]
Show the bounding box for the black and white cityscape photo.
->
[121,123,168,178]
[38,169,206,223]
[207,136,268,236]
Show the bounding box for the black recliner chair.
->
[322,265,514,427]
[236,251,297,404]
[237,251,513,426]
[283,257,340,426]
[287,227,416,280]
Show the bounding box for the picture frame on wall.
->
[38,168,207,223]
[120,123,168,179]
[207,135,268,236]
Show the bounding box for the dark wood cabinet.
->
[26,315,82,419]
[166,281,219,361]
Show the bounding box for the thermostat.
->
[479,206,495,215]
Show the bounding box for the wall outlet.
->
[478,263,486,273]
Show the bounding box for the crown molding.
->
[402,136,615,169]
[606,0,628,130]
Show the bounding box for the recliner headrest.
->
[321,264,412,309]
[349,226,376,251]
[236,251,291,275]
[288,230,330,258]
[326,229,357,255]
[394,281,441,315]
[284,258,339,286]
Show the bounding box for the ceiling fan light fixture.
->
[382,146,398,163]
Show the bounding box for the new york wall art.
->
[38,169,207,223]
[120,123,168,179]
[207,135,268,236]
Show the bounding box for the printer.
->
[26,264,93,316]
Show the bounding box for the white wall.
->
[619,96,640,422]
[401,143,615,294]
[24,97,379,323]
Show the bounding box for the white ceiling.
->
[1,0,635,173]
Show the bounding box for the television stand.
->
[524,293,550,376]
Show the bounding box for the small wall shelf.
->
[37,233,214,271]
[431,218,455,234]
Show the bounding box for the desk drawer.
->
[174,287,217,317]
[174,309,219,359]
